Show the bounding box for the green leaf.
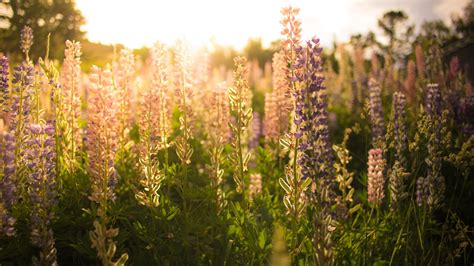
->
[349,204,362,215]
[115,253,129,266]
[279,178,291,194]
[243,152,251,166]
[258,230,266,249]
[301,178,312,189]
[167,209,178,220]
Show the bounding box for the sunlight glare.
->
[75,0,467,49]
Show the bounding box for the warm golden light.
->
[76,0,467,49]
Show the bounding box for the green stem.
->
[235,82,246,201]
[35,76,40,124]
[179,67,191,247]
[70,75,76,173]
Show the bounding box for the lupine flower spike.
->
[249,111,261,150]
[59,40,82,174]
[368,78,385,148]
[279,5,309,223]
[1,131,17,237]
[151,42,173,174]
[293,37,336,265]
[9,61,34,205]
[174,40,194,166]
[26,123,58,265]
[249,173,262,200]
[20,26,33,63]
[263,51,290,157]
[228,56,253,195]
[135,46,167,207]
[367,148,385,206]
[0,56,9,112]
[415,45,426,81]
[116,48,135,146]
[425,83,445,208]
[206,82,230,211]
[388,91,410,209]
[86,65,128,266]
[333,128,355,216]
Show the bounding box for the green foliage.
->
[244,38,278,69]
[1,3,474,266]
[0,0,85,62]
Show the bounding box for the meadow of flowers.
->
[0,5,473,266]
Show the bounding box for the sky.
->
[75,0,469,49]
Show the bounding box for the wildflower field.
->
[0,2,474,265]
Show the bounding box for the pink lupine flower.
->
[367,148,385,206]
[249,173,262,200]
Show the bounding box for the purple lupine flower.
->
[10,63,34,131]
[426,83,442,117]
[0,56,9,111]
[26,122,58,264]
[20,26,34,55]
[459,95,474,136]
[59,40,83,174]
[293,38,337,265]
[87,66,129,266]
[415,45,426,81]
[368,78,385,146]
[416,176,429,207]
[264,92,279,143]
[449,56,460,81]
[422,83,445,208]
[86,66,119,204]
[351,80,359,113]
[249,112,261,150]
[367,148,385,206]
[108,163,119,202]
[266,51,291,144]
[392,91,407,166]
[249,173,262,200]
[1,131,17,236]
[293,37,333,184]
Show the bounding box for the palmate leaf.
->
[279,178,291,194]
[283,196,293,211]
[228,86,237,95]
[349,203,362,215]
[279,134,292,151]
[301,177,312,189]
[244,108,253,122]
[185,147,194,162]
[297,202,307,217]
[233,172,244,192]
[243,152,251,167]
[229,94,238,105]
[217,169,224,179]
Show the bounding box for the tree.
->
[416,20,451,46]
[452,0,474,40]
[0,0,85,61]
[377,10,414,59]
[243,38,277,69]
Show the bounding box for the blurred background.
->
[0,0,473,80]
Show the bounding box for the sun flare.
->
[76,0,467,49]
[0,0,473,264]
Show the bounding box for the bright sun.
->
[75,0,466,49]
[76,0,284,49]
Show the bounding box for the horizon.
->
[76,0,468,49]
